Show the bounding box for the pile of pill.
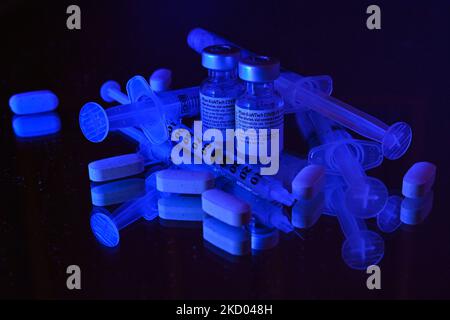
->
[9,28,437,270]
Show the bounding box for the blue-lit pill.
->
[377,195,402,233]
[12,112,61,138]
[90,178,146,206]
[400,191,434,225]
[158,195,204,221]
[150,68,172,92]
[402,162,437,198]
[291,164,325,200]
[246,221,279,251]
[291,192,324,228]
[203,215,251,256]
[9,90,59,115]
[88,153,145,182]
[156,169,215,194]
[202,189,251,227]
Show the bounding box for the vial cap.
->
[238,56,280,82]
[201,45,240,71]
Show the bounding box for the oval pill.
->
[88,153,145,182]
[402,162,436,198]
[203,215,251,256]
[202,189,251,227]
[156,169,215,194]
[9,90,59,115]
[292,164,325,200]
[158,195,204,221]
[13,112,61,138]
[150,68,172,92]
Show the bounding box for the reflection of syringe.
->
[187,28,412,160]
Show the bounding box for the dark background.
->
[1,0,449,299]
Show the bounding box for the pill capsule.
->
[402,162,437,198]
[203,215,251,256]
[156,169,215,194]
[12,112,61,138]
[9,90,59,115]
[202,189,251,227]
[150,68,172,92]
[88,153,145,182]
[90,178,146,206]
[158,195,204,221]
[291,192,324,229]
[292,165,325,200]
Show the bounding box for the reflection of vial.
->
[200,45,243,134]
[235,56,284,160]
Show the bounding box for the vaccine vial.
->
[235,56,284,161]
[200,45,243,134]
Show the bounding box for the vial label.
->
[200,93,236,132]
[235,106,284,157]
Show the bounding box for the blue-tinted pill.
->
[150,68,172,92]
[341,231,384,270]
[377,195,402,233]
[88,153,145,182]
[402,162,436,198]
[90,178,146,206]
[9,90,59,115]
[292,192,324,229]
[13,112,61,138]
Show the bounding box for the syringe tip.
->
[100,80,121,103]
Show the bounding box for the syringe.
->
[79,76,199,143]
[139,121,296,206]
[326,183,385,270]
[187,28,412,160]
[100,81,296,206]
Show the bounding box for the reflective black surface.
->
[1,0,450,299]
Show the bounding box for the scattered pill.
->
[88,153,145,182]
[402,162,437,198]
[202,189,251,227]
[291,192,324,229]
[12,112,61,138]
[90,178,146,206]
[9,90,59,115]
[158,195,204,221]
[149,68,172,92]
[156,169,215,194]
[292,164,325,200]
[203,215,251,256]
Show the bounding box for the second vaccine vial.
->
[200,45,243,134]
[235,56,284,161]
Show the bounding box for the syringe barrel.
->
[158,86,200,119]
[105,101,157,129]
